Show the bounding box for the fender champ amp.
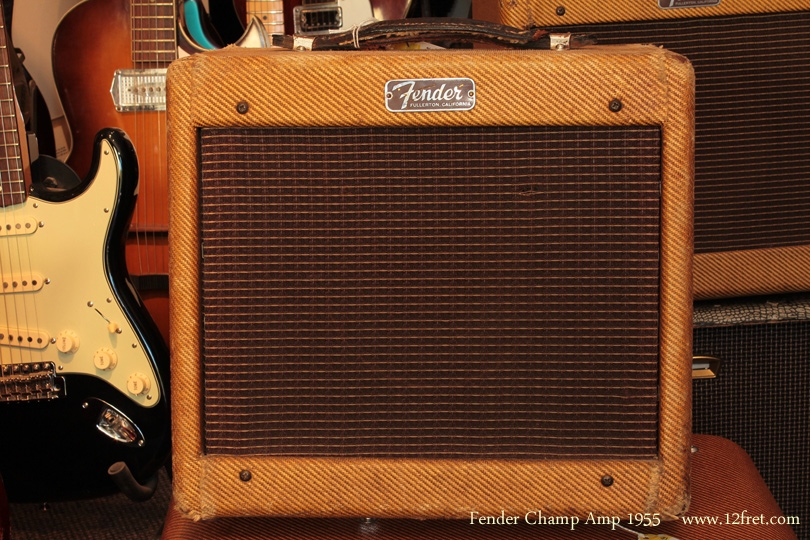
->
[474,1,810,300]
[166,20,694,521]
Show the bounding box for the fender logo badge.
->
[385,78,475,112]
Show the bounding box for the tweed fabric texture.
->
[159,435,797,540]
[495,0,809,26]
[478,4,810,300]
[694,246,810,300]
[166,45,694,520]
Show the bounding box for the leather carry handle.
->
[272,18,596,51]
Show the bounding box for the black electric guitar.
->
[0,2,170,502]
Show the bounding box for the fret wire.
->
[0,10,24,208]
[130,0,177,64]
[131,39,176,44]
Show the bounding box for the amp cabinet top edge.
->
[496,0,810,26]
[166,44,693,129]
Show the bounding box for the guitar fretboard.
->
[131,0,177,68]
[246,0,285,35]
[0,16,24,209]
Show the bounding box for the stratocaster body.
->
[52,0,202,342]
[0,129,171,502]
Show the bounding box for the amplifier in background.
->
[166,24,694,521]
[693,294,810,540]
[474,1,810,300]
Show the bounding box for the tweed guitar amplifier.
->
[166,20,695,521]
[473,1,810,300]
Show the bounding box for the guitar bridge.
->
[0,362,66,402]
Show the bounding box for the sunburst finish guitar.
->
[0,3,169,502]
[53,0,203,343]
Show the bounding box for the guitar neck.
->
[130,0,178,67]
[246,0,285,35]
[0,4,26,209]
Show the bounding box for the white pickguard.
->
[0,138,160,407]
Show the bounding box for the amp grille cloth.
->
[198,125,661,460]
[556,11,810,254]
[694,294,810,540]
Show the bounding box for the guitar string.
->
[144,0,159,286]
[0,29,12,381]
[130,0,146,285]
[130,0,169,310]
[0,16,39,384]
[153,0,169,305]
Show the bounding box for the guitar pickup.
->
[0,273,46,294]
[110,69,167,112]
[0,327,50,349]
[293,0,374,34]
[0,216,38,237]
[295,5,343,33]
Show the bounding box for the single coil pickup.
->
[0,216,38,237]
[0,328,50,349]
[0,361,66,402]
[0,272,46,293]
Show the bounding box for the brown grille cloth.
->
[198,125,662,460]
[551,11,810,254]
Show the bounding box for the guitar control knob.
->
[126,373,151,396]
[93,347,119,370]
[55,330,80,354]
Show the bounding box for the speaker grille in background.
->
[198,125,661,460]
[556,11,810,254]
[694,295,810,539]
